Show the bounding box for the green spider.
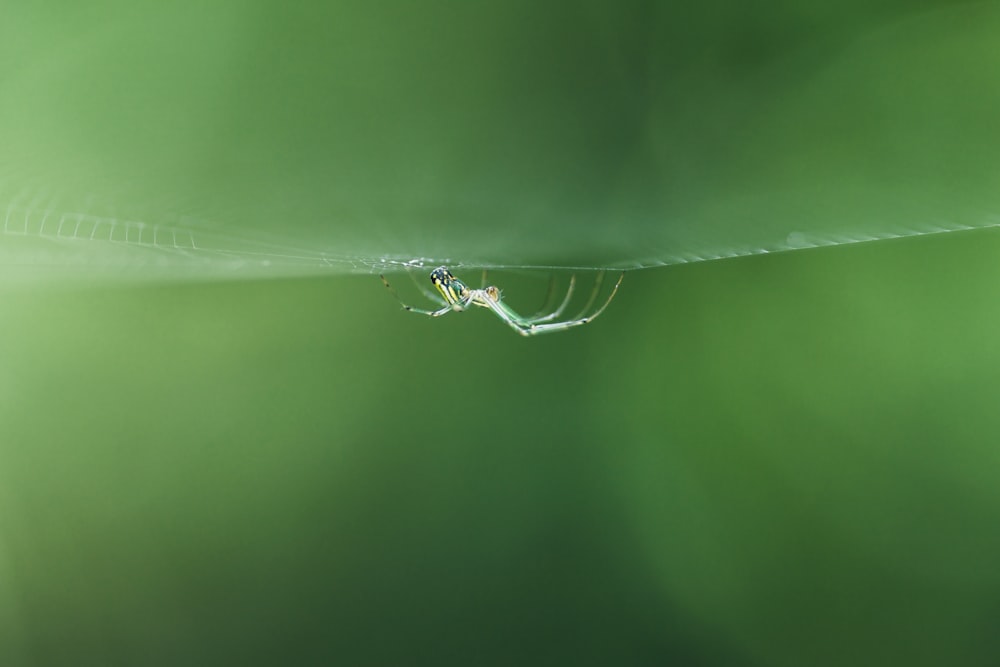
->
[379,266,624,336]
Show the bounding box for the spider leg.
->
[479,297,535,336]
[477,272,568,324]
[380,274,454,317]
[550,271,623,324]
[524,274,576,324]
[569,270,607,320]
[488,272,624,336]
[528,274,558,318]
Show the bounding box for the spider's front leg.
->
[380,274,455,317]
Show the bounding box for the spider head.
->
[430,266,468,306]
[429,267,452,285]
[485,286,501,302]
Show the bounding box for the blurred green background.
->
[3,1,1000,666]
[4,232,1000,666]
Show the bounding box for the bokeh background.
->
[3,1,1000,666]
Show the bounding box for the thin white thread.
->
[3,197,1000,278]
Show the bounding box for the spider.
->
[379,266,624,336]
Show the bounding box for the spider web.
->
[0,189,370,284]
[3,177,999,284]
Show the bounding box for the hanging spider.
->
[379,266,623,336]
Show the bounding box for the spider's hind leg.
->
[518,271,624,335]
[579,271,624,321]
[525,274,576,324]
